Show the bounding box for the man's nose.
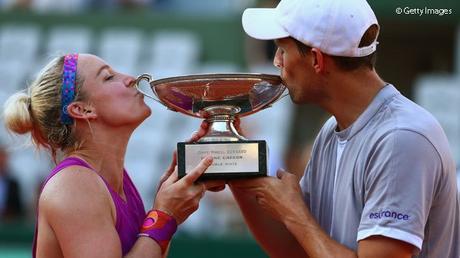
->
[273,48,283,68]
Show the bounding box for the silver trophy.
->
[135,73,286,179]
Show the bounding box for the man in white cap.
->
[228,0,460,257]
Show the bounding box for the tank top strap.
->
[42,157,93,188]
[48,157,131,207]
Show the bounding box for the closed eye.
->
[104,74,114,81]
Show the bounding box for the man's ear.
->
[311,48,326,74]
[67,102,97,120]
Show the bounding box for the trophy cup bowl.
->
[135,73,286,179]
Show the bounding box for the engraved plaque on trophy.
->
[135,73,286,179]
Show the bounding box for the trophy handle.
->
[134,73,164,105]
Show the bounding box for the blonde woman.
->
[3,53,220,258]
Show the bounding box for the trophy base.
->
[177,140,268,180]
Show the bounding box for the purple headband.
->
[60,54,78,125]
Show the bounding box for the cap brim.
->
[242,8,289,40]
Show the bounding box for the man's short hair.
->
[330,24,379,71]
[293,24,378,71]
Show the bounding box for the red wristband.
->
[138,209,177,253]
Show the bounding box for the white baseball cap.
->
[242,0,379,57]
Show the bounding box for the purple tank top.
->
[32,157,146,257]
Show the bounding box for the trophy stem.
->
[199,114,247,142]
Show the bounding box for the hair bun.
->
[3,91,34,134]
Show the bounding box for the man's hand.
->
[229,169,306,223]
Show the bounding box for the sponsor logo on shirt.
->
[369,210,410,220]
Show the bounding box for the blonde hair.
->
[3,55,86,161]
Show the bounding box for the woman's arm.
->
[39,166,151,258]
[38,156,218,258]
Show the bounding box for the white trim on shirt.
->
[357,226,423,251]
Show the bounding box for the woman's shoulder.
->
[39,165,115,223]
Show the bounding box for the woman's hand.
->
[190,118,243,143]
[155,151,177,195]
[153,156,222,224]
[189,120,209,143]
[187,119,243,192]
